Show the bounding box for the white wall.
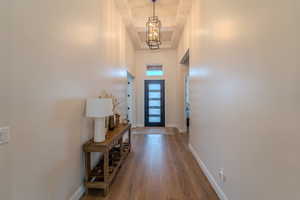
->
[178,17,191,60]
[0,0,135,199]
[0,1,12,199]
[135,50,180,128]
[125,33,136,76]
[181,0,300,199]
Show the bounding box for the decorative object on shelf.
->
[146,0,161,50]
[108,115,115,131]
[99,91,122,131]
[99,91,120,114]
[115,113,120,127]
[86,98,113,142]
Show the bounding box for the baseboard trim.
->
[135,124,144,128]
[178,128,186,133]
[166,124,178,128]
[189,144,229,200]
[69,184,85,200]
[135,124,180,129]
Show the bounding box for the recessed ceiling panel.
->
[116,0,192,49]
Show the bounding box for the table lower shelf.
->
[85,143,131,190]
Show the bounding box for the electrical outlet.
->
[0,127,10,145]
[218,168,226,183]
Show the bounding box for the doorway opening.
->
[144,80,165,127]
[180,49,190,133]
[127,72,135,126]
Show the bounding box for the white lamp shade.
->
[86,98,113,118]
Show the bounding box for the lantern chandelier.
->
[146,0,161,50]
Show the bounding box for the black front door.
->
[144,80,165,127]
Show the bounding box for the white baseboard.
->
[69,184,85,200]
[189,144,229,200]
[135,124,180,129]
[135,124,144,128]
[166,124,178,128]
[168,125,185,134]
[178,128,186,133]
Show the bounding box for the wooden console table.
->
[83,124,131,196]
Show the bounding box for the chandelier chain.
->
[146,0,161,49]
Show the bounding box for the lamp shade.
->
[86,98,113,118]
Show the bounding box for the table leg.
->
[103,150,109,196]
[104,186,109,196]
[85,152,91,181]
[128,127,131,152]
[120,137,124,158]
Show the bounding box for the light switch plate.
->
[0,127,10,144]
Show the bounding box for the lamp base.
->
[94,118,106,142]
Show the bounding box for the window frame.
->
[146,65,163,77]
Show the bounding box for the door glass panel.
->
[149,109,160,115]
[145,80,164,126]
[149,100,160,107]
[149,84,161,90]
[149,92,161,99]
[149,117,161,123]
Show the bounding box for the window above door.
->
[146,65,163,76]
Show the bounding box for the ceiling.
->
[115,0,192,49]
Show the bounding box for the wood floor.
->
[82,128,219,200]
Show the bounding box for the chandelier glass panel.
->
[146,0,161,50]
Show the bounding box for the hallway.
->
[2,0,300,199]
[82,128,219,200]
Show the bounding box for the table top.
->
[83,124,131,151]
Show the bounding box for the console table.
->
[83,124,131,196]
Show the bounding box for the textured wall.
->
[0,0,135,199]
[185,0,300,199]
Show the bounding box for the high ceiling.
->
[115,0,192,49]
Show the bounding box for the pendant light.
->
[146,0,161,50]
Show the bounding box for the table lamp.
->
[86,98,113,142]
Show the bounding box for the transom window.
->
[146,65,163,76]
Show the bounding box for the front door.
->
[144,80,165,127]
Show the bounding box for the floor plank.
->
[81,128,219,200]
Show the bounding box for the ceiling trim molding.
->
[114,0,192,50]
[114,0,142,49]
[171,0,192,48]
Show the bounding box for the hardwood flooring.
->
[82,128,219,200]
